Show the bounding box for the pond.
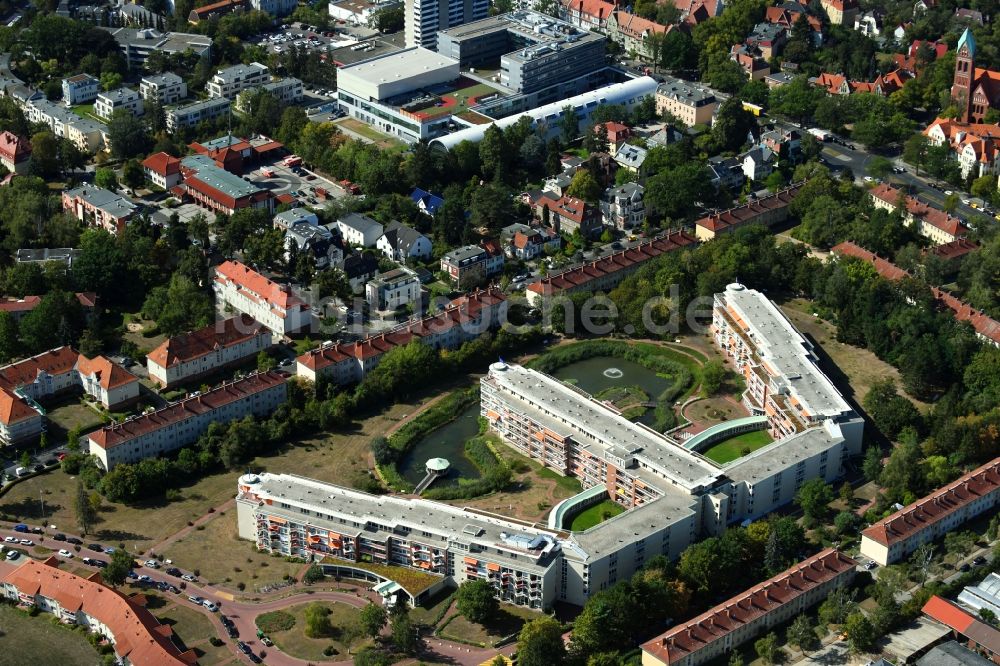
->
[398,404,483,487]
[553,356,675,427]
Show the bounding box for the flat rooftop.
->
[721,285,853,420]
[246,473,567,571]
[339,47,458,83]
[487,364,720,491]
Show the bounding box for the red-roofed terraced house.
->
[868,181,970,244]
[695,183,801,241]
[146,314,272,388]
[833,241,1000,348]
[296,288,507,384]
[0,346,139,444]
[1,558,197,665]
[87,370,288,470]
[641,549,857,666]
[213,260,311,338]
[525,230,698,307]
[860,458,1000,565]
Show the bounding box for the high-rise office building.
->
[404,0,488,49]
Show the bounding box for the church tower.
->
[952,28,977,123]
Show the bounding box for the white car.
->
[144,559,160,568]
[203,600,219,612]
[58,549,73,558]
[3,536,15,543]
[19,539,32,546]
[181,574,197,582]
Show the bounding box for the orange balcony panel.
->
[269,516,286,524]
[486,562,500,572]
[463,557,478,566]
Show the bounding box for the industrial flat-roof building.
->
[336,47,462,142]
[437,11,606,103]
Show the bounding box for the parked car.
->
[19,539,33,546]
[104,546,115,554]
[974,556,987,566]
[181,574,197,582]
[188,595,204,605]
[13,524,28,533]
[238,641,252,655]
[66,537,82,545]
[165,567,182,577]
[88,543,103,552]
[203,601,219,612]
[3,536,16,543]
[57,549,73,558]
[5,550,18,560]
[144,559,160,568]
[137,575,152,583]
[53,533,66,541]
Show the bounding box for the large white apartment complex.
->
[87,370,288,470]
[165,97,230,132]
[146,314,273,388]
[268,286,864,610]
[61,74,99,106]
[213,260,311,338]
[207,62,271,100]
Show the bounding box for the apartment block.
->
[233,77,303,111]
[207,62,270,100]
[526,230,697,306]
[102,27,212,68]
[94,87,144,120]
[296,288,506,384]
[337,213,384,248]
[366,267,421,311]
[139,72,187,106]
[1,558,196,665]
[861,458,1000,566]
[237,472,556,608]
[140,152,182,189]
[249,0,297,16]
[24,99,105,153]
[61,74,99,106]
[62,186,137,236]
[440,245,489,290]
[87,370,288,470]
[869,182,969,244]
[655,76,717,127]
[146,315,273,388]
[712,283,864,451]
[177,154,274,216]
[213,260,310,338]
[0,347,139,445]
[695,183,801,241]
[165,97,230,132]
[641,550,857,666]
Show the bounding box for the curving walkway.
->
[0,522,510,666]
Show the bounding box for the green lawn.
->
[570,500,626,531]
[701,430,774,464]
[70,103,103,124]
[0,604,100,666]
[265,601,368,662]
[439,603,538,647]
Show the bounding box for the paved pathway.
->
[0,523,509,666]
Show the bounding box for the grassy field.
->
[439,603,538,647]
[701,430,774,464]
[265,601,368,662]
[0,604,100,666]
[570,500,625,531]
[0,394,437,552]
[70,103,101,123]
[45,397,105,438]
[161,513,304,593]
[154,602,233,665]
[780,299,929,410]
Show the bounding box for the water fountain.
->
[603,367,624,379]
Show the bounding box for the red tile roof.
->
[298,289,506,373]
[527,230,698,298]
[0,295,40,313]
[0,346,80,393]
[0,387,40,425]
[147,315,267,369]
[696,184,801,235]
[642,549,856,665]
[868,182,969,238]
[562,0,615,21]
[831,241,911,281]
[862,458,1000,547]
[190,0,243,17]
[215,260,307,313]
[141,152,181,177]
[928,238,979,261]
[835,241,1000,345]
[75,355,139,390]
[611,10,669,39]
[3,558,197,665]
[87,370,287,450]
[0,131,30,162]
[923,595,976,633]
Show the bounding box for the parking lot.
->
[245,160,352,207]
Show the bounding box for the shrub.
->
[237,582,246,591]
[256,610,296,633]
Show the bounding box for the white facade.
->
[94,87,144,120]
[61,74,100,106]
[337,214,384,247]
[88,372,287,470]
[235,77,303,111]
[604,183,645,229]
[213,261,312,338]
[24,99,105,152]
[207,62,270,100]
[250,0,298,15]
[365,267,421,311]
[146,317,273,388]
[140,72,187,105]
[404,0,488,48]
[165,97,230,132]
